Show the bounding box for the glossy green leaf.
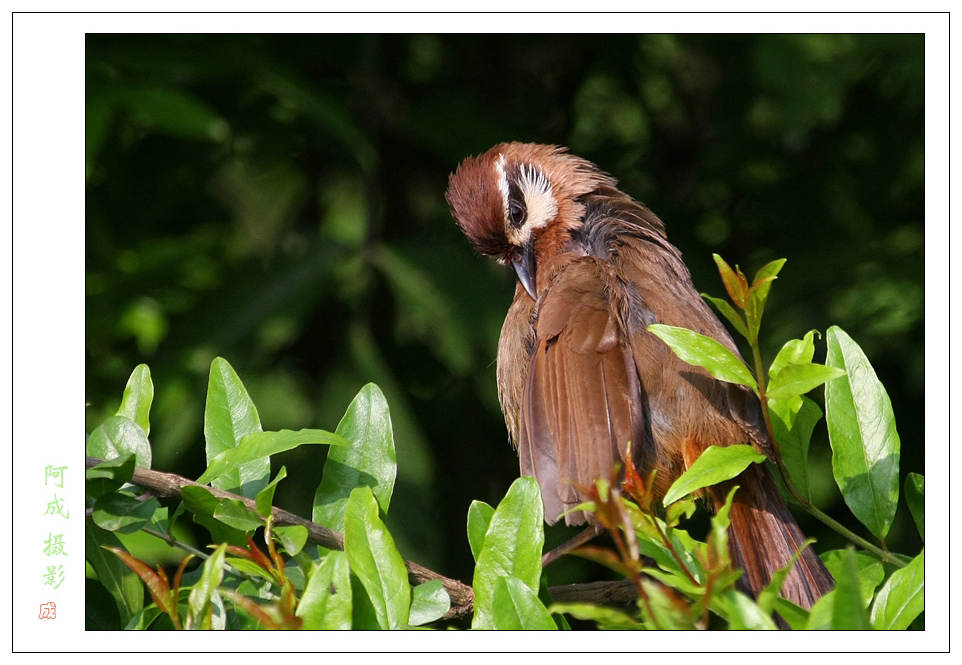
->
[466,500,495,562]
[87,415,152,469]
[768,396,822,500]
[768,330,818,377]
[198,428,346,485]
[828,548,871,629]
[116,364,153,437]
[313,384,397,531]
[825,327,901,540]
[766,362,846,400]
[663,445,765,505]
[408,579,451,626]
[871,548,924,630]
[85,454,136,499]
[491,576,556,630]
[186,543,227,630]
[702,293,750,340]
[752,258,787,286]
[904,473,924,539]
[92,493,160,534]
[203,357,267,497]
[296,550,353,630]
[86,520,144,626]
[472,477,544,629]
[255,466,287,518]
[344,486,410,630]
[648,324,757,392]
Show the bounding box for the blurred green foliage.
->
[86,34,923,584]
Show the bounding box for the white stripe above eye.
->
[507,163,558,246]
[495,153,510,224]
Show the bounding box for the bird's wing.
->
[517,257,647,525]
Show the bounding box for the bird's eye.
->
[508,201,526,226]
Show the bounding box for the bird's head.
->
[446,142,611,299]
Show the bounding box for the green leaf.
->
[85,454,136,499]
[724,589,778,630]
[87,415,152,469]
[825,327,901,540]
[203,358,267,497]
[870,549,924,630]
[820,549,885,609]
[85,520,144,626]
[408,579,451,626]
[116,364,153,437]
[466,500,495,562]
[296,550,353,630]
[472,477,544,629]
[274,526,308,557]
[637,578,699,629]
[549,602,643,629]
[255,466,287,519]
[743,258,786,342]
[665,498,696,528]
[648,324,758,392]
[768,396,822,501]
[663,445,766,505]
[766,362,846,400]
[771,597,810,630]
[752,258,787,286]
[180,485,221,519]
[828,548,871,629]
[92,493,160,534]
[630,509,705,587]
[344,486,410,630]
[211,498,263,532]
[904,473,924,539]
[198,428,346,485]
[769,330,818,377]
[713,254,748,308]
[707,486,738,570]
[491,576,556,630]
[181,486,248,547]
[186,543,227,630]
[702,294,750,340]
[313,383,397,531]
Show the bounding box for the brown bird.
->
[446,142,833,610]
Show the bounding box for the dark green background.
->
[86,34,924,589]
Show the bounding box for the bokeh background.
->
[86,34,924,592]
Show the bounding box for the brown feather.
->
[450,142,834,613]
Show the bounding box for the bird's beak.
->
[511,242,538,301]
